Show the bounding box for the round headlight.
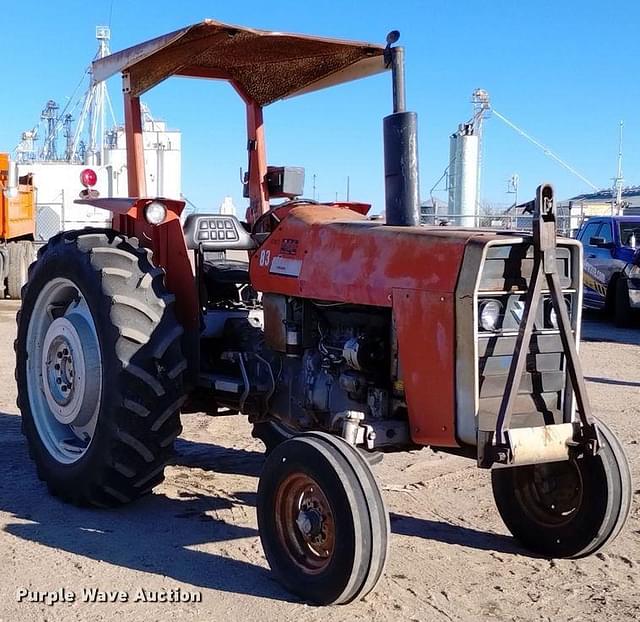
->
[479,299,502,332]
[548,298,571,329]
[144,201,167,225]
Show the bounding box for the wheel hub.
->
[275,473,336,574]
[47,336,75,407]
[296,508,323,538]
[41,314,100,427]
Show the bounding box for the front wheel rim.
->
[26,278,103,464]
[274,472,336,574]
[514,460,584,527]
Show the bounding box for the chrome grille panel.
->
[454,236,582,446]
[479,245,572,291]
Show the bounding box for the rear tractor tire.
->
[16,230,187,507]
[491,419,632,558]
[257,432,389,605]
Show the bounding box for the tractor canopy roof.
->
[93,19,388,105]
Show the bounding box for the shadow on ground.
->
[584,376,640,388]
[0,410,535,598]
[174,436,264,478]
[0,411,291,602]
[581,310,640,346]
[390,513,527,556]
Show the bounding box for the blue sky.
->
[1,0,638,213]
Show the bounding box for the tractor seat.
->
[183,213,256,251]
[201,259,251,287]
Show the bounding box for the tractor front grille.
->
[477,321,566,429]
[475,244,578,434]
[478,244,572,291]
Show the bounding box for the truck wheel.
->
[491,419,632,558]
[7,240,32,299]
[614,278,636,328]
[257,432,389,604]
[16,230,187,507]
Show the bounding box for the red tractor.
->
[16,21,631,605]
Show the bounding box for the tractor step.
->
[198,373,245,394]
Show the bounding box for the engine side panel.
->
[393,289,457,447]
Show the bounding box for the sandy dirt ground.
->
[0,300,637,622]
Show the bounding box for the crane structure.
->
[12,25,182,245]
[16,26,117,166]
[39,100,60,161]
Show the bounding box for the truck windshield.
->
[619,222,640,248]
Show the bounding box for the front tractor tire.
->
[492,419,632,558]
[257,432,389,605]
[16,230,187,507]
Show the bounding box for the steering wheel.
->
[251,198,319,237]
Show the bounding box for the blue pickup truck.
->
[575,215,640,326]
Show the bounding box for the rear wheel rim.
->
[274,472,336,574]
[26,277,103,464]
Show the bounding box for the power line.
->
[491,108,599,191]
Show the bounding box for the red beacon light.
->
[80,168,98,188]
[79,168,99,199]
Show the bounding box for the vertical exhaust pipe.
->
[383,31,420,226]
[4,157,19,200]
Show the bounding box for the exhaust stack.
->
[383,32,420,227]
[3,157,19,200]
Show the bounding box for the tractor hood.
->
[249,205,535,306]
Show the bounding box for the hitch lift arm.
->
[480,184,600,468]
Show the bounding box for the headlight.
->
[479,299,503,331]
[547,297,571,329]
[144,201,167,225]
[626,264,640,279]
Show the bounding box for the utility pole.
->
[506,173,519,229]
[507,173,519,207]
[346,176,350,201]
[612,121,624,215]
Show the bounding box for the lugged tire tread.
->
[16,228,187,507]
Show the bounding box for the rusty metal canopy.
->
[93,19,388,105]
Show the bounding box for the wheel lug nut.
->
[63,349,69,356]
[57,352,63,359]
[56,378,62,384]
[61,385,68,392]
[54,364,60,370]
